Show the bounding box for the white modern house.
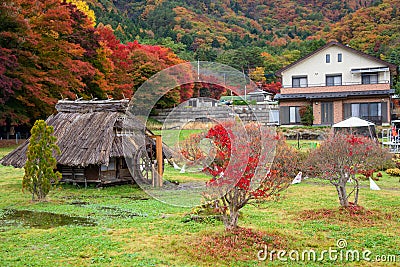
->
[275,41,398,125]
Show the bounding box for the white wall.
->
[281,45,390,88]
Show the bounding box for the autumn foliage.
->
[319,0,400,58]
[182,122,298,229]
[93,0,378,51]
[304,133,392,207]
[0,0,186,128]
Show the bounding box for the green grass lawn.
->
[1,142,400,266]
[0,145,20,159]
[152,129,205,148]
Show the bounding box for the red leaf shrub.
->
[304,133,392,207]
[358,169,375,180]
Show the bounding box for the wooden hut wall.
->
[85,165,101,181]
[59,158,134,184]
[100,157,117,182]
[99,157,133,184]
[116,157,133,180]
[58,165,98,183]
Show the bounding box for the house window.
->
[292,76,308,88]
[326,74,342,86]
[362,73,378,84]
[101,157,116,171]
[269,109,279,124]
[351,104,359,117]
[281,106,301,124]
[350,103,381,119]
[338,53,342,62]
[289,107,301,123]
[344,102,387,124]
[326,54,331,63]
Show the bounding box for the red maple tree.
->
[182,122,299,229]
[304,133,392,207]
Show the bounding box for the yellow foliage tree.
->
[65,0,96,26]
[249,67,266,83]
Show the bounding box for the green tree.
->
[216,47,263,73]
[300,105,314,126]
[23,120,61,201]
[387,47,400,94]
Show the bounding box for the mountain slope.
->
[88,0,379,48]
[316,0,400,59]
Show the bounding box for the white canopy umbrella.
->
[332,117,375,128]
[332,117,377,139]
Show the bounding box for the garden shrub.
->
[299,105,314,126]
[386,168,400,177]
[304,133,392,207]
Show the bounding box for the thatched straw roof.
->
[0,100,157,168]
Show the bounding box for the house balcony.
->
[281,82,391,95]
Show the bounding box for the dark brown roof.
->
[274,89,394,100]
[0,100,160,168]
[275,41,398,76]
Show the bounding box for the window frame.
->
[326,74,342,86]
[292,76,308,88]
[188,99,197,107]
[326,54,331,63]
[289,106,301,124]
[348,102,382,119]
[344,102,387,124]
[101,157,116,172]
[338,53,342,62]
[361,73,378,84]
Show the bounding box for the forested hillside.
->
[318,0,400,62]
[88,0,377,50]
[1,0,400,130]
[87,0,400,82]
[0,0,185,127]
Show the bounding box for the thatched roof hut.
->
[0,100,168,185]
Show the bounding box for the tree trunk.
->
[354,178,359,205]
[222,197,240,230]
[32,183,36,201]
[221,189,241,230]
[223,209,239,230]
[335,184,349,207]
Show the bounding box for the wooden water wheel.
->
[134,143,164,185]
